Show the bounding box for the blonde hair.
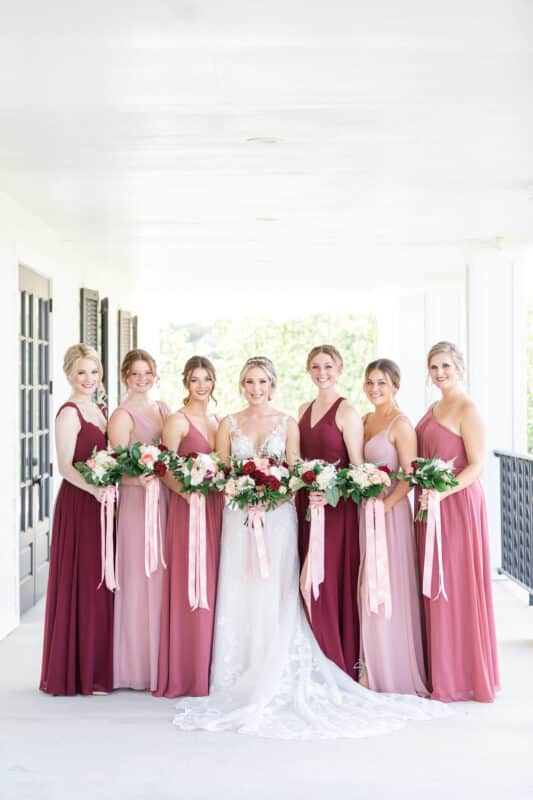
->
[427,341,465,378]
[364,359,401,391]
[182,355,217,405]
[239,356,277,397]
[63,343,105,402]
[306,344,343,371]
[120,348,158,386]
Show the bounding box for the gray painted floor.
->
[1,578,532,800]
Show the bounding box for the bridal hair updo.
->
[426,341,465,378]
[63,343,106,401]
[364,358,401,391]
[306,344,344,371]
[182,355,217,405]
[120,348,158,386]
[239,356,277,398]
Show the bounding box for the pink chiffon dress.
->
[359,414,428,695]
[113,401,170,691]
[415,407,500,702]
[154,415,224,698]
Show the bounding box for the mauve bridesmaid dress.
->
[298,397,360,679]
[415,407,500,702]
[113,401,170,691]
[359,414,428,695]
[40,403,114,695]
[154,416,224,698]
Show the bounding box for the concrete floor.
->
[1,578,532,800]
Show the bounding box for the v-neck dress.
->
[415,407,500,702]
[298,397,360,679]
[113,401,170,691]
[40,402,114,695]
[154,415,224,698]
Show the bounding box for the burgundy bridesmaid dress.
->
[40,402,114,695]
[415,407,500,702]
[113,401,170,691]
[298,397,360,679]
[154,416,224,698]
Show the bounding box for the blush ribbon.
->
[246,507,270,578]
[300,500,325,619]
[364,497,392,618]
[188,492,209,610]
[98,485,118,591]
[144,478,167,577]
[423,489,448,601]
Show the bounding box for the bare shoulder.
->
[297,400,312,420]
[217,415,232,431]
[337,399,361,423]
[165,409,189,434]
[285,415,299,433]
[56,405,79,425]
[460,398,484,428]
[109,407,133,425]
[390,415,415,442]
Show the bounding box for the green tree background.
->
[160,313,378,419]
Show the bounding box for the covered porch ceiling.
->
[1,1,532,306]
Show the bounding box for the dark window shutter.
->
[117,310,138,400]
[100,298,109,408]
[80,288,99,350]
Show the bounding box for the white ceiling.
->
[0,0,532,296]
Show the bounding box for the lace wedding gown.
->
[173,416,449,739]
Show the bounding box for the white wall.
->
[0,191,136,640]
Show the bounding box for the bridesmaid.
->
[154,356,224,698]
[298,344,363,679]
[108,349,170,691]
[359,359,428,695]
[40,344,113,695]
[416,341,500,702]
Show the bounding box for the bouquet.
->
[225,455,292,580]
[225,455,291,512]
[339,463,393,618]
[171,451,227,610]
[397,457,458,521]
[113,441,176,576]
[338,462,392,504]
[74,448,123,591]
[289,459,341,519]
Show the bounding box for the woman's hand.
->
[308,491,327,507]
[138,472,156,488]
[92,486,108,503]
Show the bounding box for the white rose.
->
[289,476,301,491]
[279,486,288,495]
[190,465,207,486]
[269,466,282,481]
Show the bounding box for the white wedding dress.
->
[173,416,449,739]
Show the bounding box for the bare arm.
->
[285,417,301,466]
[55,407,104,500]
[297,401,312,422]
[338,402,364,466]
[215,416,232,466]
[107,408,143,487]
[442,404,486,499]
[383,419,417,513]
[160,412,190,498]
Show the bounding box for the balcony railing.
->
[495,450,533,605]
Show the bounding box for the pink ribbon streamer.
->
[188,493,209,610]
[423,489,448,601]
[144,478,167,577]
[98,485,118,591]
[364,497,392,619]
[246,507,270,578]
[300,501,325,618]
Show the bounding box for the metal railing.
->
[494,450,533,605]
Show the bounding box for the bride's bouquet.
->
[224,455,291,512]
[396,457,458,522]
[338,462,392,504]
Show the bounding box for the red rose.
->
[252,470,267,486]
[379,465,391,475]
[264,475,281,491]
[281,461,289,468]
[302,470,316,485]
[268,457,276,466]
[158,444,168,452]
[186,452,198,460]
[242,461,256,475]
[110,452,119,460]
[154,461,167,477]
[223,466,231,477]
[410,460,419,471]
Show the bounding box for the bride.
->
[173,356,448,739]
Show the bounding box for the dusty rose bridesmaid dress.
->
[154,415,224,698]
[298,397,360,679]
[40,403,114,695]
[359,415,428,695]
[113,401,170,690]
[415,407,500,702]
